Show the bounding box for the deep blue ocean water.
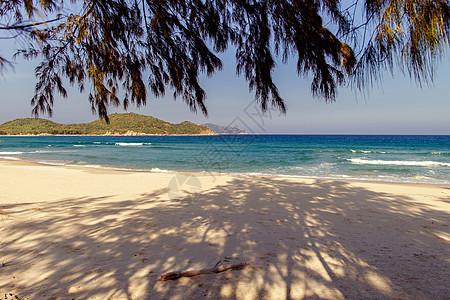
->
[0,135,449,184]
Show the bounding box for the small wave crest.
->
[348,158,450,167]
[0,151,23,155]
[351,149,387,154]
[351,149,370,154]
[0,156,21,161]
[93,142,115,145]
[115,142,152,146]
[430,152,450,156]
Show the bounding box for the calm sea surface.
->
[1,135,449,184]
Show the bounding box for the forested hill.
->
[0,113,214,135]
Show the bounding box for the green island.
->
[0,113,214,135]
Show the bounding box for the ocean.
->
[0,135,449,185]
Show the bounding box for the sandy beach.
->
[0,159,449,299]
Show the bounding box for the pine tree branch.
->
[0,17,64,30]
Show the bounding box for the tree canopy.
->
[1,0,449,119]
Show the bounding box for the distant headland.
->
[0,113,216,136]
[202,123,246,134]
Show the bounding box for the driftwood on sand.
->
[160,261,249,281]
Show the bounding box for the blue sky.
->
[1,42,449,134]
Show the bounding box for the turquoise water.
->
[0,135,449,184]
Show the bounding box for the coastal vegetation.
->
[0,113,213,135]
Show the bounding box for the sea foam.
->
[348,158,450,167]
[0,151,24,155]
[115,142,152,146]
[0,156,21,160]
[150,167,169,172]
[351,149,387,154]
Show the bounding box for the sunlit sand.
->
[1,159,448,299]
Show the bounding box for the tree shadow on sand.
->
[1,178,449,299]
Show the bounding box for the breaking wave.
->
[348,158,450,167]
[115,142,152,146]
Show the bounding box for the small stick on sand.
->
[159,262,249,281]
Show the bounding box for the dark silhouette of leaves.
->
[1,0,449,119]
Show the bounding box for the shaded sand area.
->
[0,159,449,299]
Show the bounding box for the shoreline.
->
[1,158,449,299]
[2,135,449,186]
[1,157,449,187]
[2,133,450,136]
[0,133,219,137]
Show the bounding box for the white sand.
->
[0,159,449,299]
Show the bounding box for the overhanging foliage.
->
[1,0,449,119]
